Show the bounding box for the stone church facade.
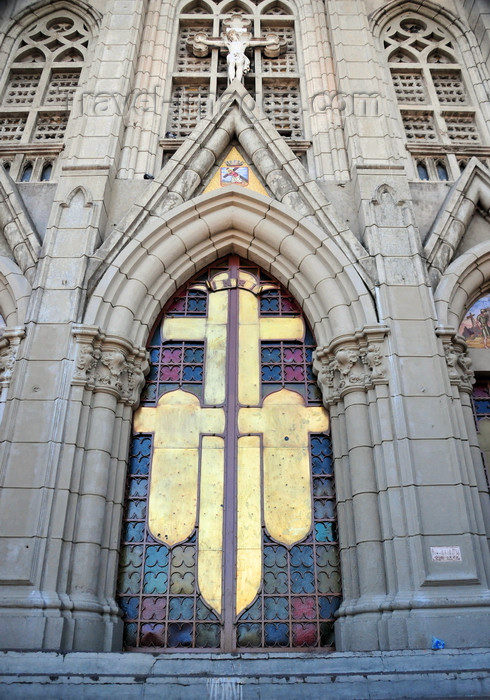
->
[0,0,490,676]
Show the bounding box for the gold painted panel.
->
[134,390,225,545]
[198,436,225,616]
[237,291,307,405]
[236,435,262,616]
[148,447,199,545]
[259,317,304,341]
[203,292,228,405]
[163,317,207,341]
[162,293,229,405]
[238,389,329,546]
[238,290,260,406]
[263,446,311,545]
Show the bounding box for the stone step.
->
[0,648,489,699]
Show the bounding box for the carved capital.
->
[439,331,474,393]
[360,343,387,381]
[0,338,16,382]
[72,325,148,405]
[0,326,25,384]
[314,327,389,406]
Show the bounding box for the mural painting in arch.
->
[117,256,341,651]
[459,294,490,349]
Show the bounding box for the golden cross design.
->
[133,269,329,617]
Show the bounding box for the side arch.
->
[434,240,490,331]
[84,188,378,347]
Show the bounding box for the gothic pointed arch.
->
[434,242,490,545]
[84,186,377,350]
[70,171,381,655]
[371,0,470,37]
[116,254,340,651]
[0,0,101,36]
[88,84,375,315]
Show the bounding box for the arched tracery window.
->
[117,256,341,651]
[161,1,306,162]
[383,14,490,180]
[0,11,90,181]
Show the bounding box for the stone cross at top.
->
[186,13,287,83]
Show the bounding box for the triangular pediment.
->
[0,168,41,283]
[424,158,490,287]
[93,81,374,292]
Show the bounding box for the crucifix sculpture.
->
[186,13,287,83]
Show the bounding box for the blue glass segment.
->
[168,623,192,646]
[265,623,289,645]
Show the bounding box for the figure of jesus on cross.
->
[187,13,286,84]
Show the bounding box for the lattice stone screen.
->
[168,84,211,138]
[391,71,426,104]
[176,26,212,73]
[0,116,27,142]
[402,111,437,141]
[263,82,302,138]
[446,113,479,143]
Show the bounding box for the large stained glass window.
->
[117,256,341,651]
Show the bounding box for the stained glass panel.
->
[117,257,340,650]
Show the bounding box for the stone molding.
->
[91,82,375,298]
[434,240,490,331]
[0,169,41,283]
[72,324,148,405]
[314,326,389,405]
[424,159,490,287]
[437,328,475,393]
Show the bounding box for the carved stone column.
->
[438,328,490,560]
[60,325,147,650]
[315,325,390,650]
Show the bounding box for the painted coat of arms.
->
[220,159,249,186]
